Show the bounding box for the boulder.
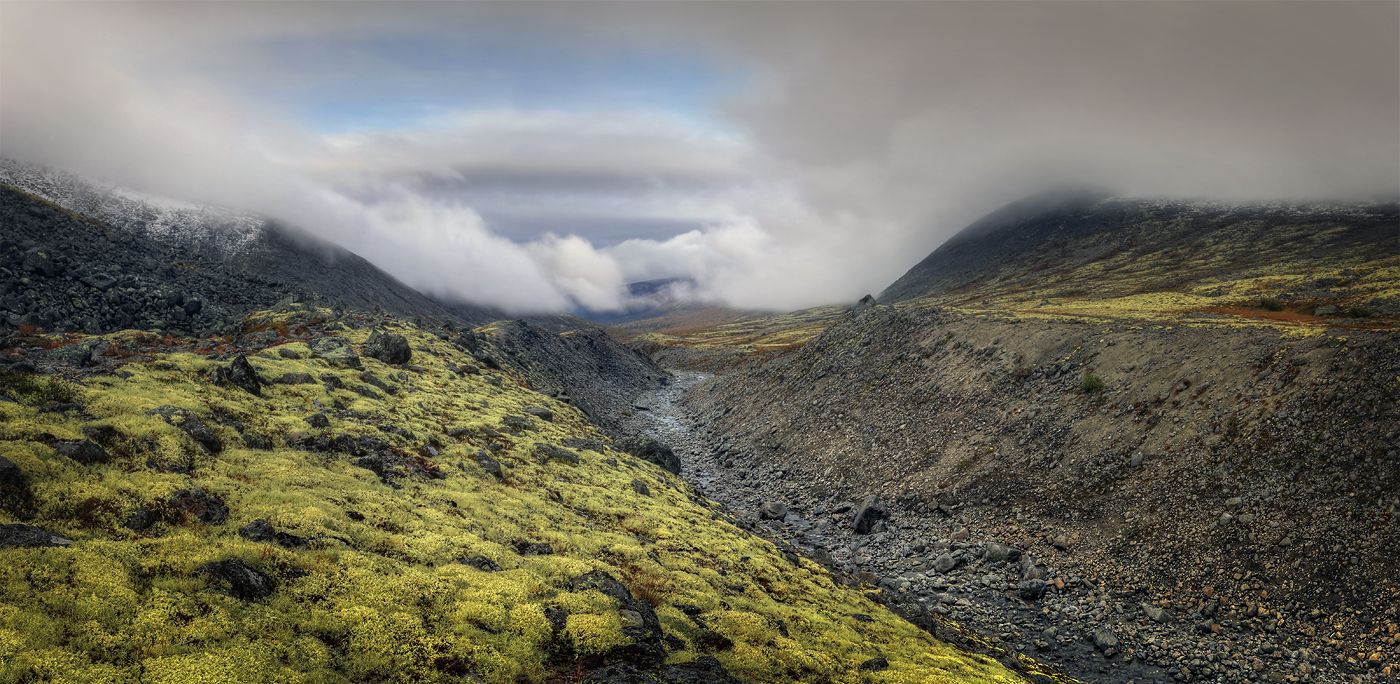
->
[523,406,554,422]
[55,439,109,465]
[1018,579,1049,601]
[199,559,276,601]
[851,495,887,534]
[363,330,411,365]
[616,436,682,475]
[983,542,1021,563]
[759,501,788,520]
[211,354,263,396]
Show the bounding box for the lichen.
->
[0,309,1023,683]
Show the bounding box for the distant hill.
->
[879,190,1400,320]
[0,159,503,333]
[575,277,704,325]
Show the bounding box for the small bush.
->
[1258,297,1285,312]
[1080,372,1105,394]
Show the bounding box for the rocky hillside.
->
[662,194,1400,682]
[0,165,503,334]
[879,191,1399,322]
[689,302,1398,682]
[0,305,1030,683]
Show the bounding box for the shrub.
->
[1259,297,1285,312]
[1080,372,1105,394]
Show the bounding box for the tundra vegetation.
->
[0,307,1024,683]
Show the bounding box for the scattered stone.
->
[1018,579,1049,601]
[759,501,788,520]
[535,444,581,465]
[276,372,314,385]
[858,656,890,672]
[1092,625,1119,655]
[305,413,330,429]
[149,406,223,454]
[358,371,396,395]
[310,336,361,368]
[523,406,554,422]
[933,553,959,573]
[476,451,504,480]
[238,519,308,548]
[983,542,1021,563]
[631,479,651,496]
[501,414,535,433]
[54,439,109,464]
[167,487,229,525]
[0,523,71,548]
[199,559,276,601]
[513,540,554,556]
[1142,603,1168,623]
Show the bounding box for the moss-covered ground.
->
[0,309,1023,683]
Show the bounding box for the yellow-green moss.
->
[0,310,1024,683]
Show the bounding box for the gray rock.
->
[199,559,275,601]
[1142,602,1168,623]
[1018,579,1049,600]
[616,436,682,475]
[523,406,554,422]
[310,336,361,369]
[210,354,263,396]
[933,553,959,573]
[1092,625,1119,653]
[0,523,72,548]
[759,501,788,520]
[535,444,580,465]
[852,495,887,534]
[55,439,109,464]
[363,330,411,365]
[983,542,1021,563]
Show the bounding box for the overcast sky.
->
[2,2,1396,312]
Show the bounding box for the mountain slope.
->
[651,194,1400,681]
[0,306,1027,683]
[879,193,1400,324]
[0,161,503,331]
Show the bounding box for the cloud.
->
[2,2,1396,314]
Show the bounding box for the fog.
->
[2,2,1396,313]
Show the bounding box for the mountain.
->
[639,194,1400,682]
[879,191,1400,319]
[0,159,503,333]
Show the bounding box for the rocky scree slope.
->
[0,305,1027,683]
[688,302,1399,682]
[0,164,502,334]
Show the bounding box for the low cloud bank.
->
[3,2,1395,314]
